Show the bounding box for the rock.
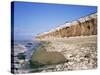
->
[56,64,64,71]
[18,60,25,64]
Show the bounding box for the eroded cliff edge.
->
[36,12,97,39]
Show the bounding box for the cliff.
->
[32,12,97,72]
[36,12,97,39]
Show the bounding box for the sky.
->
[13,1,97,40]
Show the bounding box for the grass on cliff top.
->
[30,41,66,68]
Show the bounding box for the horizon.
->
[12,1,97,40]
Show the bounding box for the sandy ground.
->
[39,35,97,71]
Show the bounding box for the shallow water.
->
[11,40,41,73]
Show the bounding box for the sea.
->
[11,39,41,73]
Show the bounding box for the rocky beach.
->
[37,35,97,72]
[12,11,97,73]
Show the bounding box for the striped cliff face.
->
[36,12,97,39]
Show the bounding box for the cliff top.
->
[37,12,97,37]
